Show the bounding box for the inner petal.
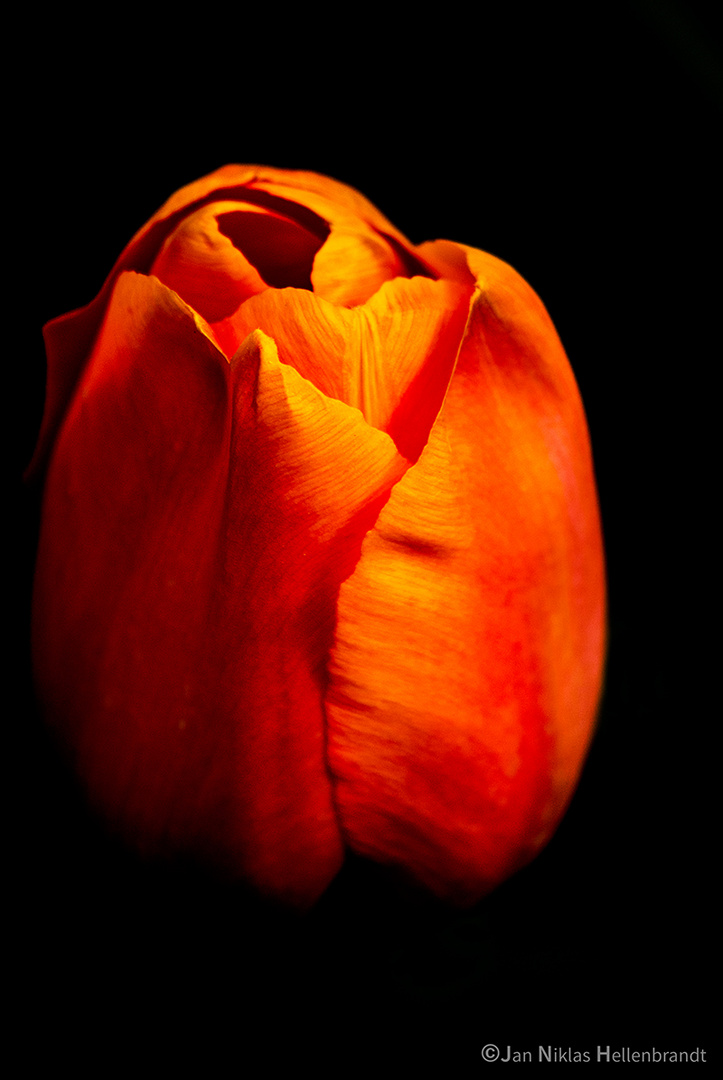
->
[310,227,410,307]
[350,278,473,461]
[149,198,330,329]
[225,277,473,461]
[150,201,270,322]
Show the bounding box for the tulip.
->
[30,165,605,908]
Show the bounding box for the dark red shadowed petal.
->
[216,208,323,290]
[33,271,411,906]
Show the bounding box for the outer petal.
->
[32,270,410,906]
[325,243,606,905]
[146,164,416,251]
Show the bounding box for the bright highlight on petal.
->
[31,165,606,908]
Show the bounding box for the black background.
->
[14,2,719,1071]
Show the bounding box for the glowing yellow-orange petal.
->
[325,245,606,906]
[363,277,472,460]
[225,276,472,460]
[310,226,408,307]
[33,270,410,906]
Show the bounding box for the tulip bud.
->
[30,165,605,908]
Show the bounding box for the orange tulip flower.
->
[30,166,606,908]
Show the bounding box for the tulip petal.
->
[149,198,329,355]
[224,276,473,460]
[325,245,606,905]
[310,227,409,307]
[149,201,270,321]
[33,270,410,905]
